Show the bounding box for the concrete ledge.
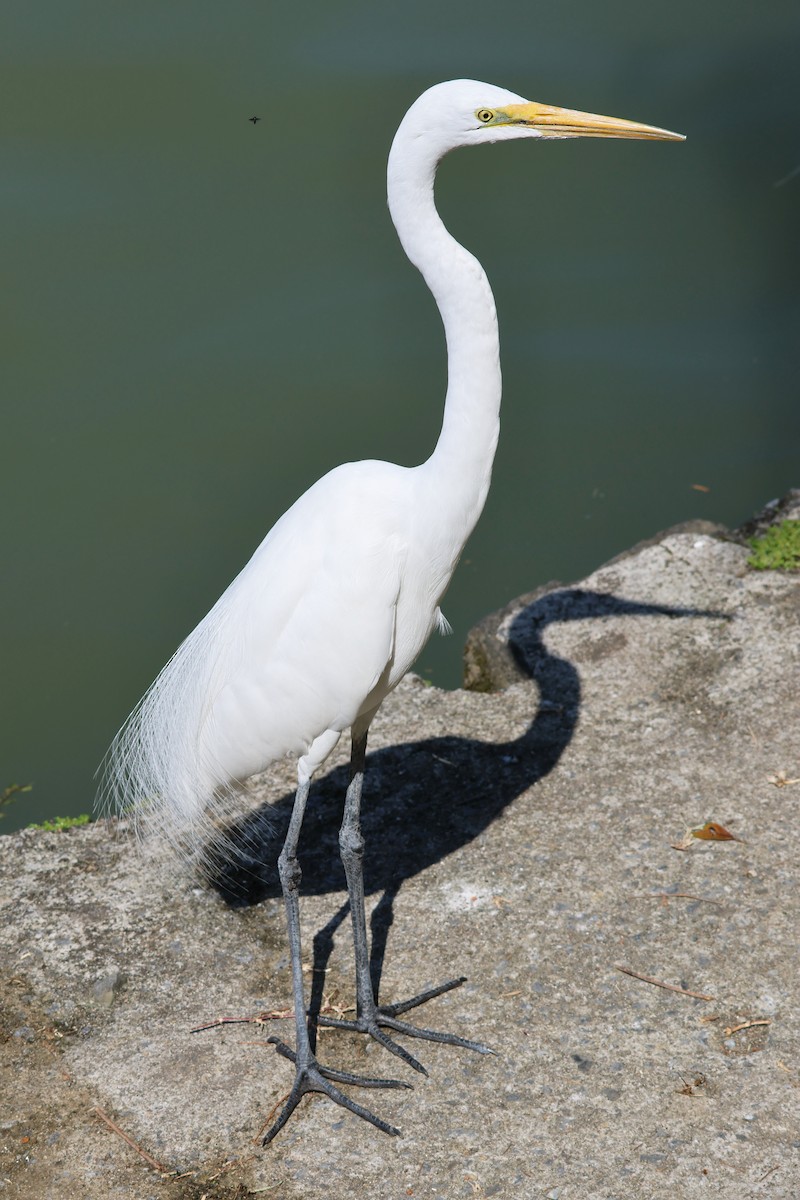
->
[1,498,799,1198]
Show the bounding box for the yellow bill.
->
[490,101,684,141]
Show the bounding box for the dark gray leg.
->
[261,777,411,1146]
[319,732,495,1076]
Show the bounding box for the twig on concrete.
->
[192,992,354,1036]
[776,1061,799,1087]
[92,1106,169,1174]
[190,1009,293,1033]
[614,964,715,1001]
[651,892,721,904]
[724,1018,770,1037]
[206,1154,257,1183]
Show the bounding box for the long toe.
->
[269,1036,413,1088]
[262,1039,409,1145]
[379,1013,494,1056]
[316,976,495,1071]
[380,976,468,1017]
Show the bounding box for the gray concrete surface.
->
[1,501,799,1199]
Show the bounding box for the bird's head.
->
[393,78,684,163]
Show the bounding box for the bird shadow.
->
[205,588,725,1017]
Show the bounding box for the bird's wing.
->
[200,462,407,782]
[104,461,410,832]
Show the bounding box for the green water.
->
[3,1,799,832]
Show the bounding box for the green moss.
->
[30,813,91,832]
[747,519,800,571]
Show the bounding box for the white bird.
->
[102,79,683,1142]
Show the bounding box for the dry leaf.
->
[671,820,743,851]
[691,821,743,843]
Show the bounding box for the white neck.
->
[387,135,501,542]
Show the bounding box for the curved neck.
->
[387,137,501,537]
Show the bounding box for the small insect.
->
[767,770,799,788]
[249,116,261,124]
[677,1072,707,1096]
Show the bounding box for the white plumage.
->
[101,79,682,1142]
[105,455,464,850]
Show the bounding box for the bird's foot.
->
[316,975,494,1075]
[262,1037,412,1144]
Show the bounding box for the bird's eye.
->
[476,109,495,124]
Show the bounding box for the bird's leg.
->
[318,731,494,1076]
[262,776,411,1146]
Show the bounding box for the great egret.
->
[102,79,683,1142]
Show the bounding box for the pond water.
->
[2,1,799,831]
